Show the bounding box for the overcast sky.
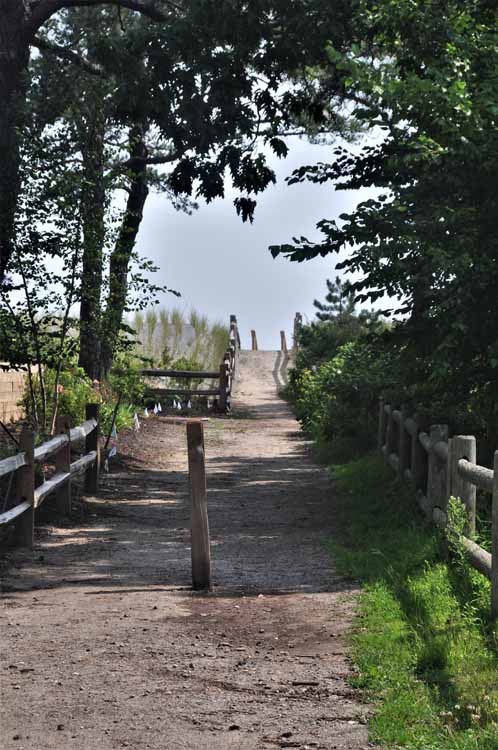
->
[137,135,377,351]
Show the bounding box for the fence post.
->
[13,428,35,549]
[384,405,394,464]
[187,420,211,590]
[280,331,288,353]
[85,403,100,494]
[411,415,428,493]
[293,312,302,350]
[491,451,498,619]
[398,405,410,480]
[251,330,258,351]
[427,425,448,516]
[219,363,228,412]
[377,397,386,453]
[55,415,71,516]
[450,435,477,536]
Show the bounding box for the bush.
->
[289,339,396,459]
[21,366,98,436]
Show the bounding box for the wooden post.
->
[13,428,35,549]
[411,415,428,493]
[280,331,287,353]
[293,312,302,350]
[251,330,258,351]
[187,421,211,590]
[491,451,498,619]
[377,398,386,453]
[85,403,100,493]
[427,425,448,515]
[219,363,228,412]
[398,406,410,479]
[450,435,477,536]
[55,415,71,515]
[384,405,394,464]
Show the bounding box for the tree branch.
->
[32,36,103,76]
[26,0,169,37]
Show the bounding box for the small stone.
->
[228,724,240,731]
[57,724,64,731]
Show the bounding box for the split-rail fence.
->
[378,399,498,617]
[142,314,241,412]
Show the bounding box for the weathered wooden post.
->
[251,330,258,351]
[280,331,288,353]
[427,425,449,516]
[398,406,410,480]
[411,415,428,494]
[384,405,394,464]
[219,363,229,412]
[491,451,498,619]
[13,428,35,549]
[450,435,477,536]
[377,397,386,453]
[187,420,211,590]
[85,403,100,493]
[293,312,302,351]
[55,415,71,515]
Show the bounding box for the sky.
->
[137,135,376,351]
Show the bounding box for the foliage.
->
[289,339,395,459]
[271,0,498,452]
[313,275,355,322]
[21,366,97,435]
[328,455,498,750]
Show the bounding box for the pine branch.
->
[32,36,103,76]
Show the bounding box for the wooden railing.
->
[0,403,100,549]
[378,399,498,617]
[142,314,239,413]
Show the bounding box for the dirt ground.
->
[0,350,369,750]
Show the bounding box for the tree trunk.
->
[77,100,106,380]
[0,2,30,282]
[100,125,149,377]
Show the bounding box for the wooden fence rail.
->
[0,403,100,549]
[378,399,498,617]
[142,314,240,413]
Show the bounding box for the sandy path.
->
[0,351,368,750]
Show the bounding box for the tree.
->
[313,275,355,321]
[1,0,356,284]
[24,1,356,377]
[271,0,498,436]
[0,0,170,282]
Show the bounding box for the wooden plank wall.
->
[0,367,25,423]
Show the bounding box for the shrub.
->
[289,339,396,459]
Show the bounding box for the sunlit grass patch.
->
[328,455,498,750]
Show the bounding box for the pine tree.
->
[313,276,356,322]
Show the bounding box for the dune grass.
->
[328,455,498,750]
[132,306,229,369]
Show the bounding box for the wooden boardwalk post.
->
[85,403,100,493]
[55,415,71,515]
[13,428,35,548]
[187,420,211,590]
[280,331,287,353]
[251,330,258,351]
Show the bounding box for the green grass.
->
[328,455,498,750]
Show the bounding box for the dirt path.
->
[0,351,368,750]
